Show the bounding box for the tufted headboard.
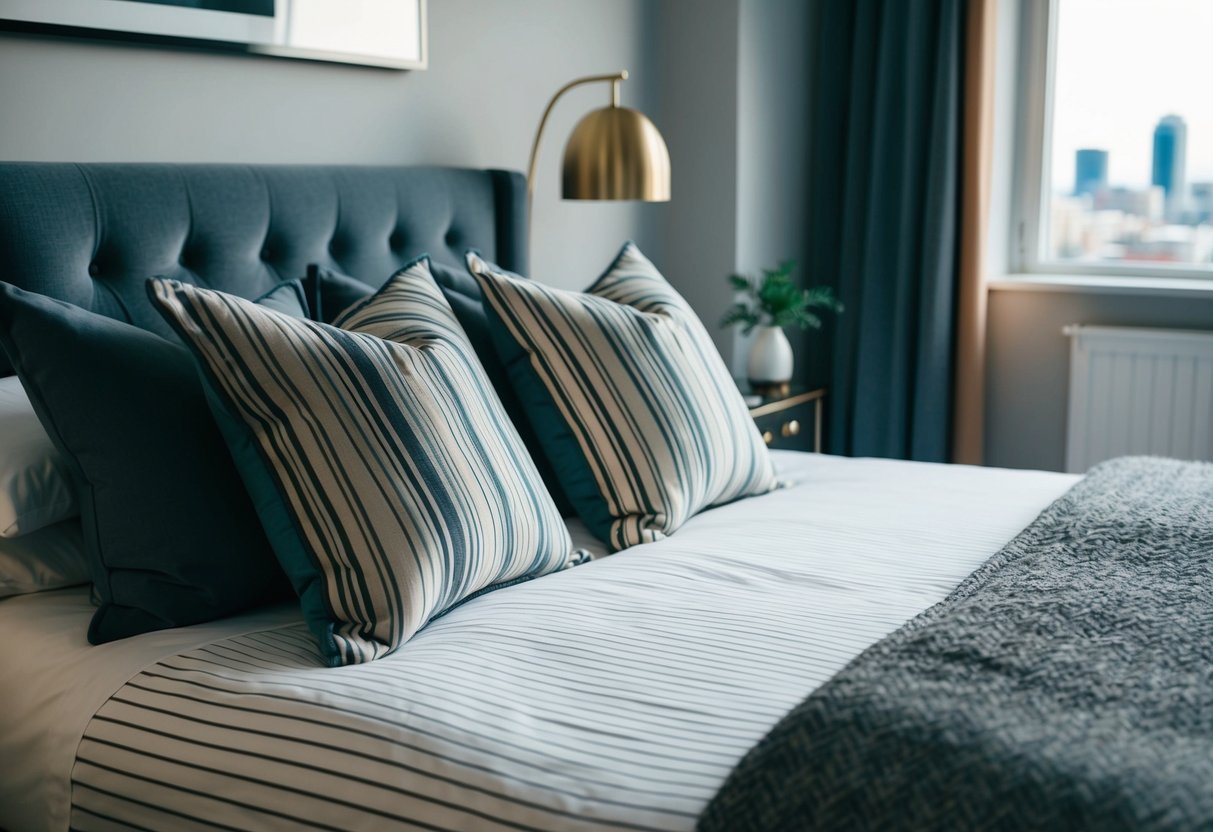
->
[0,163,527,375]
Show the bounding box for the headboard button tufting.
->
[0,164,527,363]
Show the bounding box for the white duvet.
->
[0,452,1077,831]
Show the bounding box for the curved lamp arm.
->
[526,71,627,240]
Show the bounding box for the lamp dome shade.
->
[561,107,671,201]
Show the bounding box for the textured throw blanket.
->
[700,457,1213,832]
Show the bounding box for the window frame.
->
[1012,0,1213,281]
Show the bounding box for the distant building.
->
[1074,149,1108,196]
[1093,185,1164,222]
[1191,182,1213,225]
[1152,115,1187,220]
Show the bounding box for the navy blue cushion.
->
[302,264,374,323]
[305,262,574,515]
[0,283,289,643]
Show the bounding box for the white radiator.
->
[1064,325,1213,473]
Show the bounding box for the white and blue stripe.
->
[150,260,583,666]
[469,243,779,551]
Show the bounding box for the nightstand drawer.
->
[743,385,825,453]
[752,403,815,452]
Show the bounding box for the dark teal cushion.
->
[0,282,290,643]
[302,265,375,323]
[303,261,574,516]
[252,279,309,319]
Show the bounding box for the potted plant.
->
[721,260,843,396]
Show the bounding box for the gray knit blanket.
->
[700,457,1213,832]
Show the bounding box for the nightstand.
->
[740,384,825,453]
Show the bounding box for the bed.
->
[0,163,1208,832]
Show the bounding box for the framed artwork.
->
[0,0,427,70]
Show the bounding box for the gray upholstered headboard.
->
[0,163,527,375]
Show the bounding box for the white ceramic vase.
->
[747,325,794,393]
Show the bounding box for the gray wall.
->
[986,288,1213,471]
[655,0,741,364]
[656,0,816,371]
[0,0,664,290]
[734,0,816,380]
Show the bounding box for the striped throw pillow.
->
[150,258,585,666]
[469,242,780,551]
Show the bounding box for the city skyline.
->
[1057,119,1212,264]
[1051,0,1213,192]
[1069,115,1203,209]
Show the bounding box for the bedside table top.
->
[736,382,826,416]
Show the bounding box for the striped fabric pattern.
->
[149,260,582,666]
[64,454,1078,831]
[469,243,779,551]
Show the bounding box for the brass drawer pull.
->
[745,386,825,453]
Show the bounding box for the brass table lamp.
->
[526,71,671,240]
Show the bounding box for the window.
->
[1018,0,1213,277]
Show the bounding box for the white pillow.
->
[0,519,89,598]
[0,375,78,537]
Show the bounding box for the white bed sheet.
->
[0,452,1077,831]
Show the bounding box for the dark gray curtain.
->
[807,0,964,461]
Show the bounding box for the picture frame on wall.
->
[0,0,427,70]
